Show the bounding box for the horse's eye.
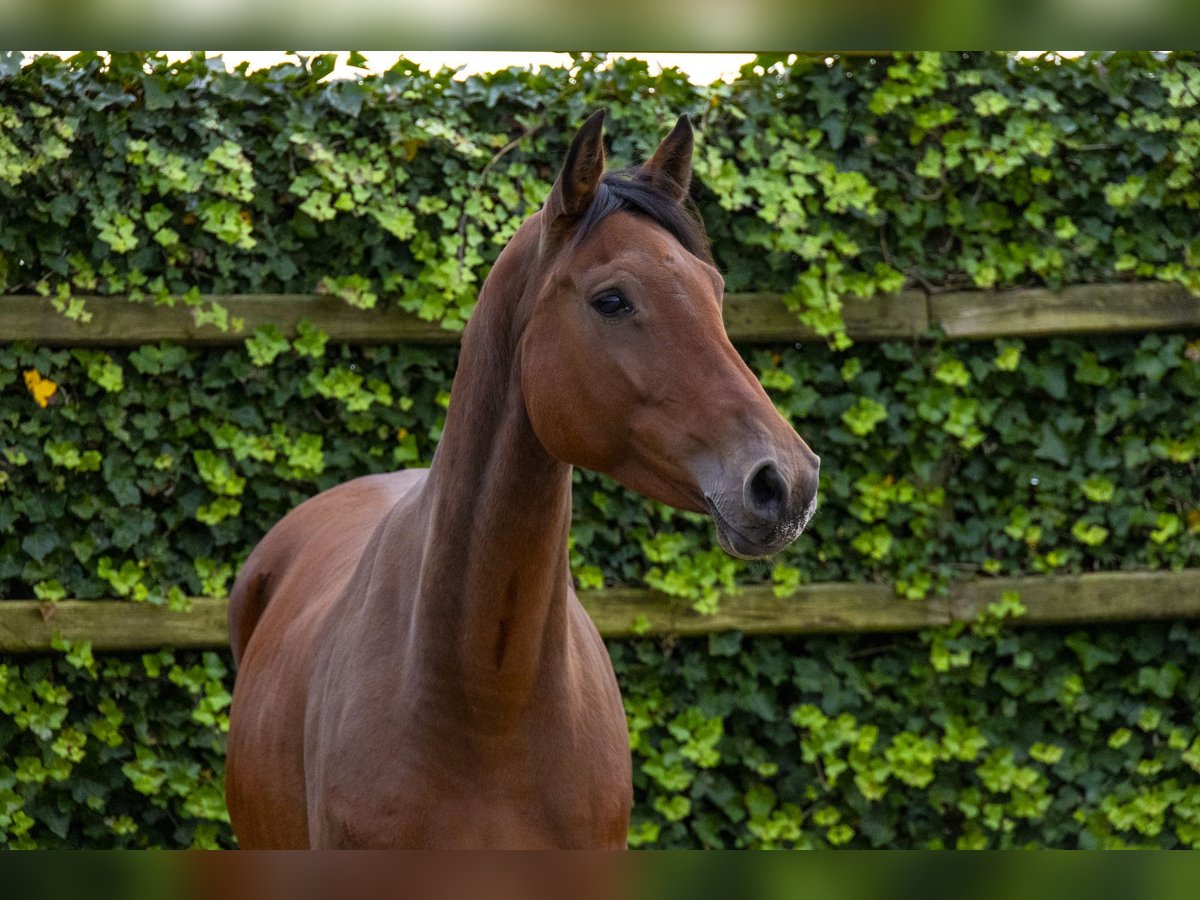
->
[591,291,633,319]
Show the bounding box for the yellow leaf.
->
[23,370,58,408]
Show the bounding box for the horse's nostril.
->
[746,461,788,520]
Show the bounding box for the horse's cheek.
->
[522,338,613,469]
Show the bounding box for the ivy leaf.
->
[21,525,60,562]
[245,325,291,366]
[141,76,176,111]
[309,53,337,81]
[328,82,366,118]
[1033,423,1071,466]
[0,50,23,79]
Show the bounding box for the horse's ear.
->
[637,114,693,202]
[543,110,607,236]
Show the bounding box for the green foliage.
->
[0,341,453,605]
[5,333,1196,608]
[2,619,1199,848]
[618,620,1200,848]
[0,650,230,848]
[755,334,1200,593]
[3,50,1200,848]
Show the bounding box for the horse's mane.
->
[573,169,713,264]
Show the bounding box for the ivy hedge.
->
[3,50,1200,341]
[1,51,1200,848]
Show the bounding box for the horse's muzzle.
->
[704,453,820,560]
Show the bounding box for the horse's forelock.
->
[571,170,712,264]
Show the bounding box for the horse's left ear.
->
[637,114,694,202]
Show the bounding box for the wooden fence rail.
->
[2,570,1198,652]
[3,283,1199,346]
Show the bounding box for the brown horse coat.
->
[225,112,820,849]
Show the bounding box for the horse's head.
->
[518,111,820,559]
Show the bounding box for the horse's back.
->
[225,468,425,848]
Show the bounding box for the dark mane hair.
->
[573,169,713,263]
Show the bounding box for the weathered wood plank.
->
[932,283,1200,339]
[722,291,928,342]
[1,570,1198,652]
[0,295,457,346]
[0,598,229,652]
[4,284,1199,347]
[0,292,926,346]
[581,583,946,637]
[949,569,1200,625]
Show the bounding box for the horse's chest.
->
[308,675,632,848]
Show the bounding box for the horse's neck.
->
[405,221,575,701]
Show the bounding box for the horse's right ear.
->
[542,110,606,249]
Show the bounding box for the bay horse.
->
[225,111,820,849]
